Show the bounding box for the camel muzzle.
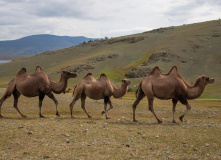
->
[210,78,215,83]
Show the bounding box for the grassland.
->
[0,89,220,159]
[0,20,220,98]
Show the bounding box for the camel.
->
[0,66,77,118]
[132,66,215,123]
[70,73,131,119]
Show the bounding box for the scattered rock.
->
[23,151,30,155]
[28,131,33,135]
[205,143,210,147]
[183,144,188,147]
[61,134,70,137]
[18,126,24,129]
[43,155,50,159]
[66,139,70,143]
[167,156,173,159]
[193,148,198,151]
[126,144,130,148]
[71,64,94,73]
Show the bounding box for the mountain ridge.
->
[0,34,98,55]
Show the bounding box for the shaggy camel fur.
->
[70,73,131,119]
[132,66,215,123]
[0,66,77,118]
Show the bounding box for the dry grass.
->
[0,90,220,160]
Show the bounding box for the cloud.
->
[0,0,220,40]
[163,0,221,24]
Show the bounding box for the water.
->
[0,60,12,63]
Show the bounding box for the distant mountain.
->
[0,34,98,55]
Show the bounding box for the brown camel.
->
[0,66,77,118]
[70,73,131,119]
[132,66,215,123]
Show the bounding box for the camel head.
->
[62,70,77,79]
[121,79,131,86]
[36,66,42,71]
[199,75,215,85]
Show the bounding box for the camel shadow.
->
[108,120,182,126]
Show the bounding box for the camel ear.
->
[202,75,206,79]
[63,70,68,74]
[122,80,126,83]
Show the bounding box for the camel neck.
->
[50,75,68,94]
[113,83,128,98]
[186,78,206,99]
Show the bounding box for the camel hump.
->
[100,73,107,77]
[168,66,178,74]
[16,67,27,76]
[85,73,92,77]
[36,66,42,72]
[149,66,161,75]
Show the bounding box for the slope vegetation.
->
[0,20,220,98]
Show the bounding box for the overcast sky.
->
[0,0,221,40]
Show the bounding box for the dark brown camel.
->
[0,66,77,118]
[132,66,215,123]
[70,73,131,119]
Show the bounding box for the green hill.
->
[0,20,220,99]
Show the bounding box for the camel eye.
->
[206,78,209,81]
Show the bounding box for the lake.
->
[0,60,12,63]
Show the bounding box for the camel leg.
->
[148,98,162,123]
[39,93,46,118]
[172,99,178,123]
[12,90,27,118]
[0,95,9,117]
[69,97,79,118]
[107,99,113,112]
[132,92,145,122]
[101,99,113,115]
[47,93,60,117]
[81,93,92,118]
[104,96,110,119]
[178,97,191,122]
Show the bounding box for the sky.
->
[0,0,221,40]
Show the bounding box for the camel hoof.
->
[179,116,184,122]
[56,113,60,117]
[0,115,3,118]
[71,116,75,119]
[40,115,45,118]
[22,115,27,118]
[106,117,111,119]
[158,120,162,123]
[172,120,178,123]
[101,111,105,115]
[133,119,138,123]
[88,116,92,118]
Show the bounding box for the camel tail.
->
[72,85,77,97]
[4,78,16,97]
[136,81,144,98]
